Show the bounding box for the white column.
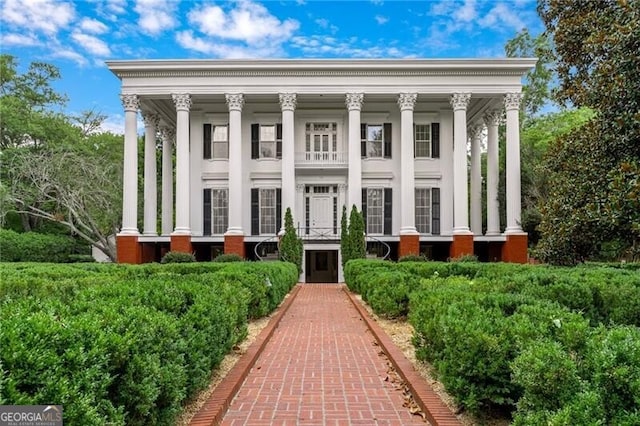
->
[119,94,140,235]
[172,93,191,235]
[439,110,454,235]
[346,93,363,210]
[142,112,159,236]
[504,93,524,234]
[160,127,174,236]
[279,93,297,232]
[484,110,501,235]
[398,93,418,235]
[469,124,483,235]
[450,93,472,234]
[225,93,245,235]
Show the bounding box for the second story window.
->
[203,124,228,159]
[361,123,392,158]
[251,123,282,159]
[414,124,431,158]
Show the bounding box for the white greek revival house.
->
[108,59,535,282]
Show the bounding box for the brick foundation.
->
[450,234,474,259]
[502,233,528,263]
[224,234,246,258]
[117,235,141,264]
[398,234,420,258]
[170,234,193,254]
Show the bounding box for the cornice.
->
[106,58,537,80]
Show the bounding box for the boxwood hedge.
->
[0,261,298,425]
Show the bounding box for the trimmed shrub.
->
[0,229,76,263]
[279,208,303,274]
[213,253,244,262]
[398,254,428,262]
[160,251,196,264]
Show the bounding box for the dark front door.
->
[305,250,338,283]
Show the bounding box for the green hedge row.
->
[0,261,298,425]
[0,229,80,263]
[343,259,640,423]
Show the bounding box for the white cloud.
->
[187,1,299,44]
[371,0,383,5]
[107,0,127,15]
[80,18,109,35]
[375,15,388,25]
[176,30,283,58]
[479,3,526,31]
[291,35,408,58]
[454,0,477,23]
[72,32,111,57]
[314,17,338,34]
[1,0,75,34]
[51,47,88,67]
[134,0,177,36]
[0,32,39,47]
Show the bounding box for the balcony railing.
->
[295,151,347,167]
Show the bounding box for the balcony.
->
[295,151,348,169]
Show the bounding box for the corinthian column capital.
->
[345,93,364,111]
[142,112,160,129]
[483,109,502,127]
[504,92,523,111]
[120,94,139,112]
[468,124,483,141]
[279,93,297,111]
[172,93,191,111]
[450,92,471,111]
[397,93,417,111]
[225,93,245,111]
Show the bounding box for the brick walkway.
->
[191,284,461,426]
[223,284,427,425]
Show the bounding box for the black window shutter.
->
[361,188,368,231]
[276,188,282,232]
[276,123,282,159]
[383,123,392,159]
[251,188,259,235]
[432,188,440,235]
[360,123,367,157]
[431,123,440,159]
[203,124,212,159]
[384,188,392,235]
[251,124,259,159]
[203,188,211,235]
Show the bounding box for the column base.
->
[117,235,141,264]
[170,235,193,254]
[399,234,420,258]
[450,234,474,259]
[224,234,246,258]
[502,233,528,263]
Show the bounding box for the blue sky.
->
[1,0,543,133]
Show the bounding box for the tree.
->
[279,207,303,274]
[535,0,640,264]
[4,132,123,261]
[340,205,348,267]
[348,205,366,261]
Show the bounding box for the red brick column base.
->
[450,234,474,259]
[502,234,528,263]
[398,234,420,258]
[224,235,246,258]
[117,235,141,264]
[170,234,193,254]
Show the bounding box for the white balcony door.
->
[306,122,337,162]
[312,133,331,161]
[310,195,333,229]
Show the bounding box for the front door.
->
[305,185,338,237]
[310,195,332,230]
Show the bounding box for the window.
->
[260,189,277,234]
[251,123,282,159]
[414,124,431,158]
[415,187,440,235]
[211,189,228,234]
[203,123,228,159]
[366,125,383,158]
[260,125,276,158]
[415,188,431,233]
[366,188,384,234]
[211,125,228,159]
